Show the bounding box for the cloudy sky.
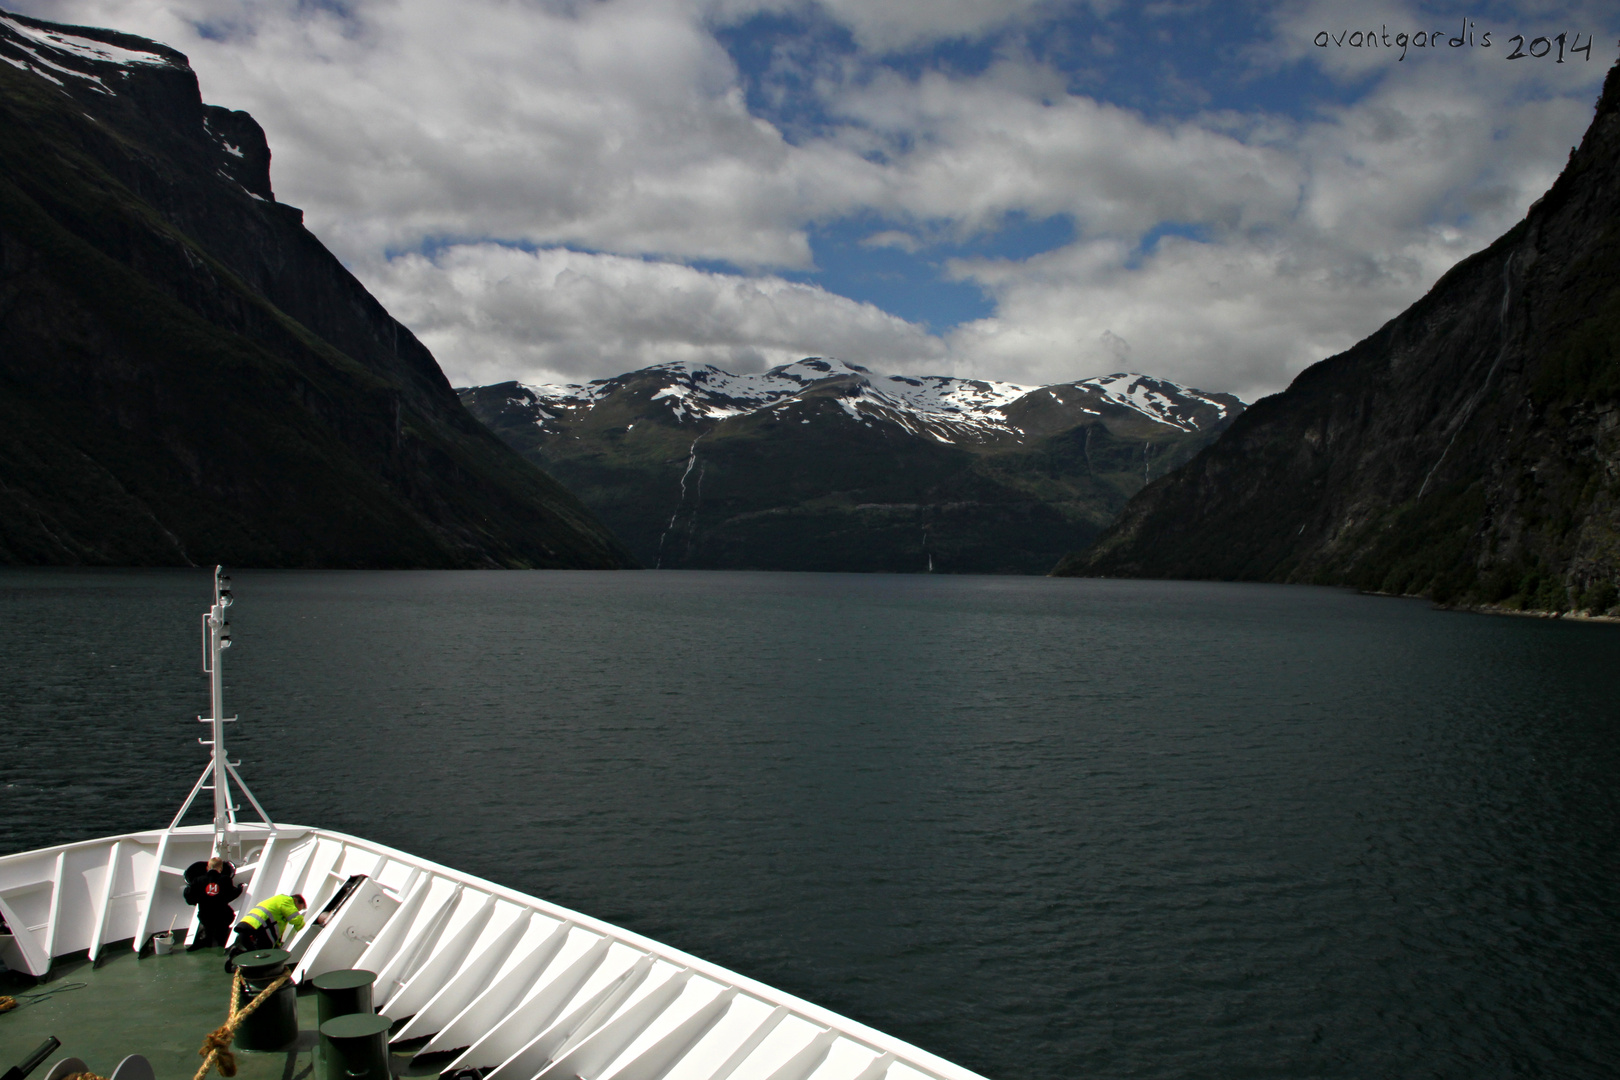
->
[19,0,1618,399]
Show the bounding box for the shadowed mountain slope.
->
[0,11,631,568]
[1056,64,1620,616]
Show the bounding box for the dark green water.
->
[2,568,1617,1079]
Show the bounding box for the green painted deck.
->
[0,948,435,1080]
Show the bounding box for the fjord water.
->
[3,570,1617,1079]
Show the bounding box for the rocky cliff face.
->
[0,11,632,568]
[1056,64,1620,616]
[463,359,1242,573]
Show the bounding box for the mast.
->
[169,566,272,861]
[206,566,232,844]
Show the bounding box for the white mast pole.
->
[205,566,235,856]
[171,567,269,861]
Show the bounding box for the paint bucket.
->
[151,931,174,956]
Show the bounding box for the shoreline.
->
[1361,590,1620,624]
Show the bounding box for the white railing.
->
[0,826,990,1080]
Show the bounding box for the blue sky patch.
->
[783,212,1078,331]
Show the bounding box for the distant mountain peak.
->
[507,358,1242,446]
[462,357,1246,573]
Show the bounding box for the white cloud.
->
[31,0,877,266]
[364,244,945,387]
[756,37,1591,398]
[860,230,922,252]
[14,0,1611,400]
[942,234,1417,401]
[820,59,1307,238]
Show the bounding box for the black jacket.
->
[182,862,243,907]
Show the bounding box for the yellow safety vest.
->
[240,894,306,942]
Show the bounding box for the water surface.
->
[2,569,1617,1079]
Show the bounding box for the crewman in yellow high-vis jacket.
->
[226,892,307,970]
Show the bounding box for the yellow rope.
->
[0,995,15,1013]
[192,968,292,1080]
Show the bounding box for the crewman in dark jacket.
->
[183,856,243,950]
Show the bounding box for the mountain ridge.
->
[512,357,1240,443]
[462,358,1243,573]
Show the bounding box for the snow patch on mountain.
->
[0,17,175,70]
[0,15,180,96]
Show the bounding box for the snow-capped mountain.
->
[461,359,1244,574]
[507,357,1240,446]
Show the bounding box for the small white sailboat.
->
[0,569,989,1080]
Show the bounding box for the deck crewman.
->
[183,856,243,950]
[226,892,307,970]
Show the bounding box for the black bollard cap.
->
[311,968,376,991]
[235,949,290,979]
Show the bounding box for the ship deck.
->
[1,825,985,1080]
[0,945,434,1079]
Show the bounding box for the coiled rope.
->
[192,969,292,1080]
[0,982,89,1012]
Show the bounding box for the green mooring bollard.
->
[319,1012,392,1080]
[312,968,377,1027]
[233,949,298,1052]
